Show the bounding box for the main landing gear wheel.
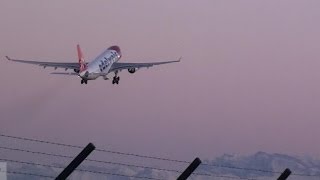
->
[112,71,120,85]
[81,79,88,84]
[112,76,120,84]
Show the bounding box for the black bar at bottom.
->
[177,157,202,180]
[277,168,291,180]
[55,143,95,180]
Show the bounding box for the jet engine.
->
[74,69,80,73]
[128,68,137,74]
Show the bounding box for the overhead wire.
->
[0,133,189,163]
[0,170,54,179]
[0,146,184,173]
[0,147,260,180]
[0,134,282,174]
[0,146,316,179]
[1,133,319,178]
[0,158,256,180]
[0,158,163,180]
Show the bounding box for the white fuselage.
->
[79,49,121,80]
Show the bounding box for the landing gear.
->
[81,79,88,84]
[112,76,120,84]
[112,71,120,85]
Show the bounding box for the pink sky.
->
[1,0,320,161]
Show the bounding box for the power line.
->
[201,163,281,174]
[0,146,180,173]
[0,133,271,173]
[0,134,83,148]
[1,170,54,179]
[1,134,319,178]
[200,163,320,178]
[0,158,255,180]
[0,147,257,180]
[0,134,291,175]
[0,133,189,163]
[0,158,163,180]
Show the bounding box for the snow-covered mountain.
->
[5,152,320,180]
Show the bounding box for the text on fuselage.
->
[99,51,117,72]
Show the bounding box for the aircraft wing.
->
[109,58,181,72]
[5,56,80,70]
[51,72,109,76]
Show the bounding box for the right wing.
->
[109,58,181,72]
[5,56,80,70]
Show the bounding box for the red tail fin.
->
[77,44,87,72]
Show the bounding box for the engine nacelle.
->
[74,69,80,73]
[128,68,137,74]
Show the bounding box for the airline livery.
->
[6,45,180,85]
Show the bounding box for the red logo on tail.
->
[77,44,87,72]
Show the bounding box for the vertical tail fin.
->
[77,44,87,72]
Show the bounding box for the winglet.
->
[178,56,182,62]
[5,56,11,61]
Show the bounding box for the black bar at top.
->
[177,157,202,180]
[55,143,95,180]
[277,168,291,180]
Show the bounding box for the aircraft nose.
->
[108,46,121,57]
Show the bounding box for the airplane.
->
[5,45,180,85]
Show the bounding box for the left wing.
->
[51,72,109,76]
[5,56,80,70]
[109,58,181,72]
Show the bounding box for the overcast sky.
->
[1,0,320,162]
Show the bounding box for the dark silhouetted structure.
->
[277,168,291,180]
[55,143,95,180]
[177,157,201,180]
